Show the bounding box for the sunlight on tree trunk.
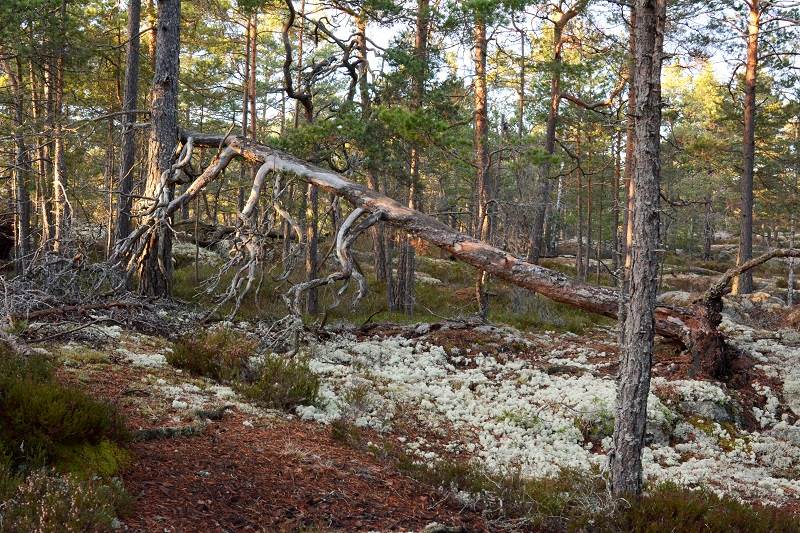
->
[611,0,666,497]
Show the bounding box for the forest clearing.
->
[2,0,800,531]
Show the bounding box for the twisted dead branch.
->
[106,130,800,380]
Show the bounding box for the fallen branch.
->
[107,129,794,380]
[183,132,692,337]
[13,301,145,321]
[703,248,800,304]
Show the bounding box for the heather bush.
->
[0,347,130,531]
[239,353,320,410]
[167,327,258,382]
[0,466,125,533]
[0,350,128,474]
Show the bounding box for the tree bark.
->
[116,0,141,243]
[619,4,637,346]
[473,11,490,318]
[399,0,430,315]
[357,12,389,286]
[733,0,759,295]
[138,0,180,297]
[703,195,713,261]
[788,122,798,305]
[29,59,53,244]
[611,0,666,497]
[612,127,622,272]
[528,4,582,264]
[2,55,32,271]
[51,0,68,253]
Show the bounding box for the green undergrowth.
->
[0,345,130,531]
[238,353,321,410]
[173,254,609,335]
[328,418,798,532]
[168,328,320,411]
[167,327,258,382]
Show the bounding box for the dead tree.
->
[110,130,799,380]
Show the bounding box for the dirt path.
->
[122,412,484,532]
[60,360,485,532]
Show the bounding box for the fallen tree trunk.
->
[146,131,795,379]
[180,136,715,358]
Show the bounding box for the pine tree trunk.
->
[613,128,622,271]
[357,12,388,284]
[611,0,666,497]
[473,12,490,319]
[305,182,319,315]
[51,0,68,253]
[703,195,713,260]
[576,164,584,280]
[619,4,637,346]
[789,126,798,305]
[403,0,430,315]
[116,0,141,242]
[528,7,580,264]
[2,56,32,271]
[733,0,759,295]
[586,172,593,282]
[29,60,53,244]
[105,121,115,257]
[138,0,180,297]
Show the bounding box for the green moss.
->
[498,410,543,431]
[55,440,130,478]
[57,346,111,365]
[687,417,745,452]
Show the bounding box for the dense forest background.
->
[2,0,800,530]
[1,0,798,302]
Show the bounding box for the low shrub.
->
[0,351,128,474]
[361,439,800,532]
[608,483,800,533]
[0,347,130,531]
[0,466,126,533]
[167,327,258,382]
[239,353,320,410]
[776,276,799,290]
[329,418,363,446]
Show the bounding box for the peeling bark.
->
[611,0,666,496]
[137,0,181,296]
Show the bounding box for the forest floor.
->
[59,361,485,531]
[37,285,800,531]
[21,243,800,531]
